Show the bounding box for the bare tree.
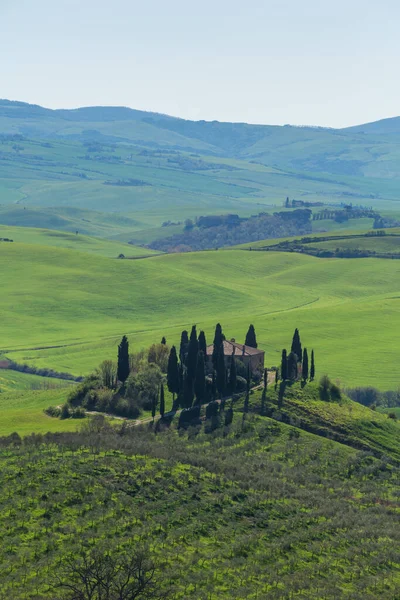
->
[54,546,168,600]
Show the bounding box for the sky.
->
[1,0,399,128]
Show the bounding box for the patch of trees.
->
[345,386,400,409]
[278,329,316,386]
[6,360,82,382]
[103,178,150,186]
[148,209,313,252]
[0,238,13,242]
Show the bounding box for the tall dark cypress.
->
[291,328,302,363]
[212,323,223,370]
[310,350,315,381]
[161,336,166,345]
[179,330,189,362]
[245,324,257,348]
[228,352,237,395]
[287,351,298,381]
[302,348,309,381]
[186,325,198,383]
[117,335,130,383]
[159,383,165,417]
[198,330,207,357]
[281,349,288,381]
[263,368,268,391]
[167,346,180,400]
[151,392,157,421]
[216,344,226,397]
[275,368,279,390]
[194,351,206,405]
[183,373,194,408]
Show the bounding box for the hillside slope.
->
[1,243,399,388]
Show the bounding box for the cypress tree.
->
[245,324,257,348]
[281,349,288,381]
[228,352,237,395]
[216,344,226,397]
[212,323,223,370]
[194,351,206,405]
[179,330,189,362]
[167,346,180,400]
[198,330,207,357]
[287,351,298,381]
[291,328,302,363]
[117,335,130,383]
[310,350,315,381]
[211,370,217,401]
[183,373,194,408]
[161,336,166,345]
[263,368,268,391]
[246,362,251,394]
[151,392,157,421]
[159,383,165,418]
[186,325,198,383]
[275,368,279,390]
[302,348,309,381]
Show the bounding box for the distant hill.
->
[1,100,400,229]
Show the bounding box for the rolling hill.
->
[1,100,400,233]
[1,238,399,389]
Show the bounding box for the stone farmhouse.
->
[206,339,265,373]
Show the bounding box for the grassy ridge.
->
[1,242,399,388]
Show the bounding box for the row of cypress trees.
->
[280,328,315,382]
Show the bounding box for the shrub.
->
[60,404,71,420]
[236,376,247,393]
[388,412,397,420]
[206,401,219,419]
[319,375,341,402]
[44,405,61,418]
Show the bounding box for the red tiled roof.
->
[206,340,264,357]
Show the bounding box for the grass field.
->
[1,240,399,391]
[0,225,157,258]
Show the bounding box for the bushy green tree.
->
[117,335,130,383]
[245,324,257,348]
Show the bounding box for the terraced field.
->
[1,238,399,390]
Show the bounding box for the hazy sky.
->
[1,0,399,127]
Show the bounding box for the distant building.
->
[206,339,265,373]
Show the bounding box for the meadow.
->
[1,237,399,391]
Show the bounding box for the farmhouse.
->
[206,339,265,373]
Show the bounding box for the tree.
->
[198,330,207,356]
[159,383,165,418]
[194,351,206,405]
[117,335,130,383]
[98,360,117,389]
[275,368,279,390]
[148,343,170,372]
[167,346,180,401]
[186,325,198,383]
[302,348,309,381]
[287,351,298,381]
[151,392,157,421]
[212,323,224,370]
[179,330,189,362]
[263,368,268,391]
[285,196,290,208]
[54,546,166,600]
[161,336,166,345]
[245,324,257,348]
[310,349,315,381]
[228,352,237,395]
[291,329,302,363]
[216,344,226,397]
[183,372,194,408]
[281,349,288,380]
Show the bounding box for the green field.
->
[1,239,399,391]
[0,225,158,258]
